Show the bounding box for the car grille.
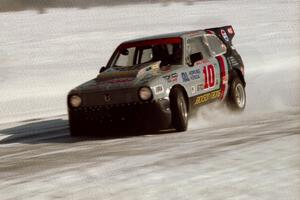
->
[81,88,140,106]
[73,101,155,125]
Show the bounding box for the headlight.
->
[69,95,82,107]
[138,87,152,101]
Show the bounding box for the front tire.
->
[227,77,246,111]
[170,88,188,132]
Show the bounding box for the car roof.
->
[122,30,206,44]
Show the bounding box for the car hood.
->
[71,61,170,93]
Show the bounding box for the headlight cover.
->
[138,87,152,101]
[69,95,82,107]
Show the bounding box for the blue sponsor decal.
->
[189,69,201,80]
[221,29,229,42]
[181,72,190,82]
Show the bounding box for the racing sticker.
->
[227,27,234,34]
[194,90,221,105]
[181,69,201,82]
[221,29,229,42]
[163,73,178,83]
[191,86,196,94]
[197,84,204,91]
[153,84,164,95]
[189,69,201,80]
[181,72,190,82]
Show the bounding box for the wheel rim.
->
[235,83,245,108]
[179,97,188,123]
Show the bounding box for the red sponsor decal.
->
[227,27,234,34]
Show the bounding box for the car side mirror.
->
[99,66,106,73]
[188,52,203,66]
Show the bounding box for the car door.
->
[205,34,229,100]
[184,35,221,105]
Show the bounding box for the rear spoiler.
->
[205,25,235,45]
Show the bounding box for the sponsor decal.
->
[163,73,178,83]
[181,69,201,82]
[153,84,164,95]
[194,90,221,105]
[221,29,229,42]
[191,86,196,94]
[197,84,204,91]
[181,72,190,82]
[189,69,201,80]
[228,56,239,66]
[227,27,234,34]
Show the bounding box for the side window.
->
[140,48,153,64]
[186,36,210,59]
[206,35,227,56]
[115,47,136,67]
[186,36,211,66]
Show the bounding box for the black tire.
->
[170,88,188,132]
[227,77,246,111]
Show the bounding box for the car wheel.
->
[227,77,246,111]
[170,88,188,132]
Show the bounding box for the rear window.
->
[206,35,227,56]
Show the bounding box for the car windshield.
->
[109,38,182,70]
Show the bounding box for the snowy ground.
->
[0,0,299,199]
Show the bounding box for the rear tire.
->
[170,88,188,132]
[226,77,246,111]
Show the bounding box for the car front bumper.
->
[68,98,172,135]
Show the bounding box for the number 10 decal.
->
[203,64,215,89]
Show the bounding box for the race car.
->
[67,25,246,136]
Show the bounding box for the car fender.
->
[169,84,190,113]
